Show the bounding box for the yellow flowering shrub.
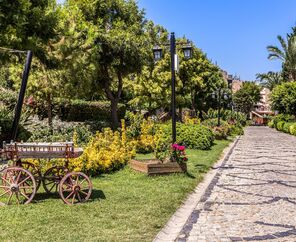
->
[134,118,156,153]
[184,112,200,125]
[70,121,135,174]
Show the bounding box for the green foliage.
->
[268,120,274,128]
[267,29,296,82]
[57,99,126,122]
[256,71,283,90]
[0,87,17,110]
[271,82,296,115]
[276,121,285,131]
[0,0,59,57]
[125,112,145,139]
[290,123,296,135]
[283,122,294,133]
[154,123,214,160]
[72,127,135,174]
[28,121,93,146]
[229,124,244,136]
[202,118,230,140]
[204,109,247,126]
[233,82,261,114]
[0,106,30,143]
[272,114,295,127]
[124,112,156,154]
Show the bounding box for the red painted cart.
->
[0,142,92,205]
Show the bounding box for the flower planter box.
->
[129,159,187,175]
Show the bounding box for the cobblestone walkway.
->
[155,127,296,242]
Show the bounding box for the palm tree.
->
[267,33,296,81]
[256,71,283,90]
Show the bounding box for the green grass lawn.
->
[0,139,232,242]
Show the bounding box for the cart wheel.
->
[43,166,67,194]
[20,162,42,192]
[59,172,92,205]
[0,167,36,205]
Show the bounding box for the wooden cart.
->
[0,142,92,205]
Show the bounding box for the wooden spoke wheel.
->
[20,162,42,192]
[59,172,92,205]
[0,167,36,205]
[43,166,67,194]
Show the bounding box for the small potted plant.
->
[170,143,188,171]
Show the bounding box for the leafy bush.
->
[71,124,135,174]
[154,122,214,160]
[0,106,31,144]
[32,98,126,123]
[276,121,285,131]
[0,87,17,110]
[268,120,274,128]
[28,120,93,146]
[272,114,295,127]
[125,112,156,154]
[202,118,230,140]
[283,122,294,133]
[271,82,296,115]
[229,124,244,136]
[290,123,296,135]
[204,109,247,126]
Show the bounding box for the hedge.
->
[269,114,296,136]
[34,99,126,122]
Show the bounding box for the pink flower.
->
[178,145,185,151]
[172,144,179,149]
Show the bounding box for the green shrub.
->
[229,124,244,136]
[268,120,274,128]
[154,123,214,160]
[202,118,230,139]
[32,98,126,123]
[28,121,93,146]
[0,106,30,144]
[283,122,294,133]
[271,82,296,115]
[272,114,295,127]
[204,109,247,126]
[0,87,17,110]
[290,123,296,135]
[58,99,126,122]
[276,121,285,131]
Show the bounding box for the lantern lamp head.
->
[153,46,162,61]
[182,41,192,59]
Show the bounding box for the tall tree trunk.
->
[178,106,182,122]
[191,91,196,116]
[110,98,119,129]
[103,68,123,130]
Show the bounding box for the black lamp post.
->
[212,88,228,127]
[153,33,192,143]
[11,50,33,141]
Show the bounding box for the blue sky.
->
[57,0,296,80]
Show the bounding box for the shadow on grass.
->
[33,189,106,203]
[185,172,196,179]
[195,164,210,173]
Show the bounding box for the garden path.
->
[154,126,296,242]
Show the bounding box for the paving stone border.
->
[153,137,240,242]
